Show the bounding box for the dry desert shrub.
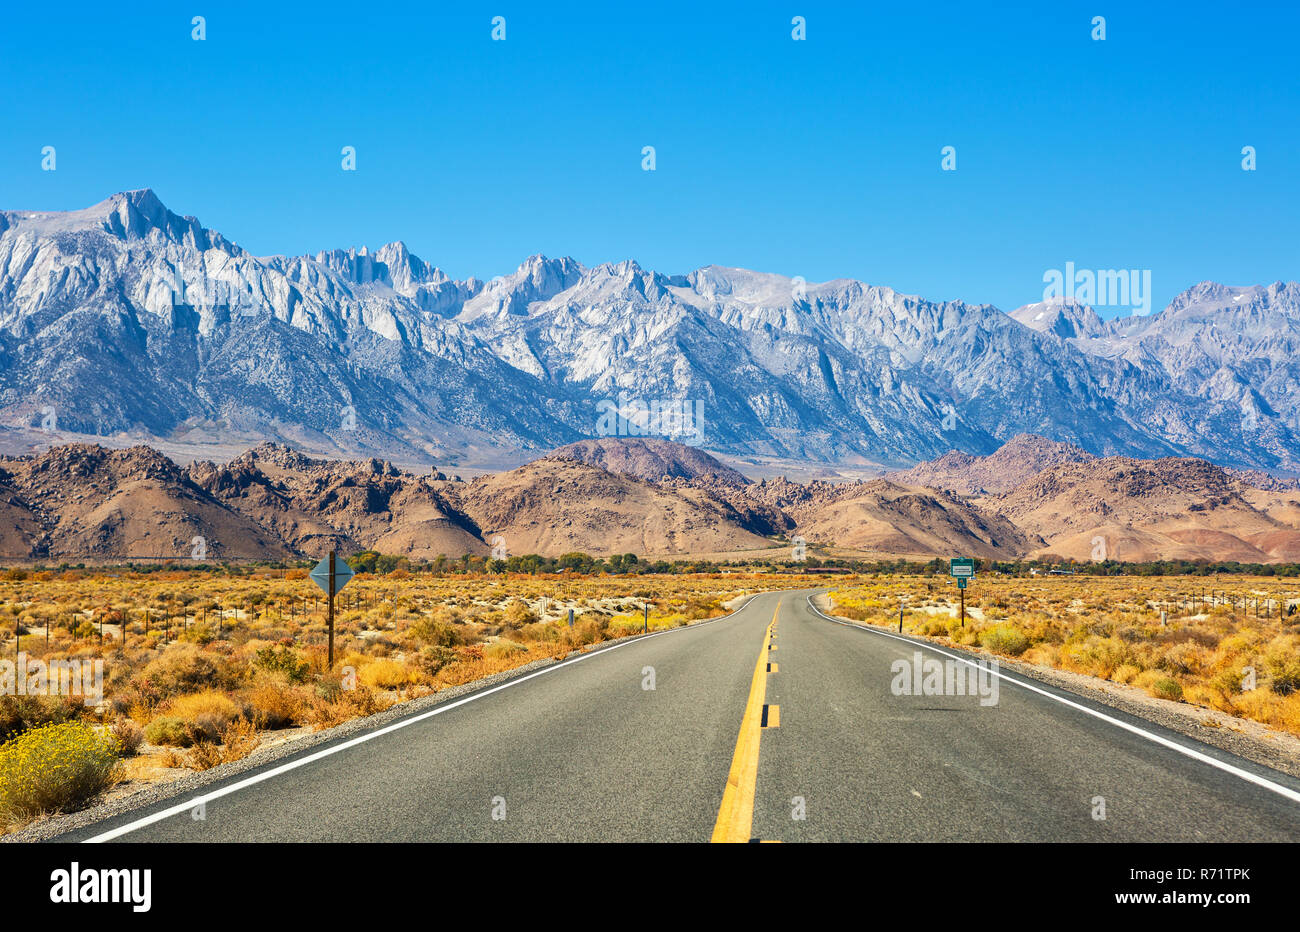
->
[136,645,236,701]
[502,601,537,627]
[109,718,144,756]
[244,681,305,729]
[358,658,416,689]
[517,620,561,643]
[0,695,80,744]
[1261,635,1300,694]
[409,611,465,647]
[484,639,526,660]
[978,625,1030,656]
[0,722,120,822]
[186,718,260,771]
[146,690,241,747]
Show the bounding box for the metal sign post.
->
[950,558,974,627]
[310,551,355,669]
[328,552,336,668]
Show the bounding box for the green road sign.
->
[957,577,968,590]
[950,558,975,579]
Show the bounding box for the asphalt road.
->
[55,589,1300,842]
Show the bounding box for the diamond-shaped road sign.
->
[310,554,355,596]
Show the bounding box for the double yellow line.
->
[710,601,780,843]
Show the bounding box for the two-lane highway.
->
[53,589,1300,842]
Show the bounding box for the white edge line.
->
[84,593,768,842]
[804,594,1300,807]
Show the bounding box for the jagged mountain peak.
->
[313,240,450,291]
[0,188,216,247]
[3,192,1300,472]
[1010,297,1105,339]
[100,188,169,228]
[1158,280,1300,320]
[515,253,583,275]
[457,254,586,320]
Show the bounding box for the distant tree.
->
[558,552,593,572]
[348,551,379,574]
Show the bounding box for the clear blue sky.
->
[2,1,1296,315]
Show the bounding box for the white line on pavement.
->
[805,594,1300,807]
[83,593,770,842]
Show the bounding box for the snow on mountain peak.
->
[0,188,229,255]
[1010,296,1104,340]
[4,191,1300,470]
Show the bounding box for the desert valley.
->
[8,2,1300,896]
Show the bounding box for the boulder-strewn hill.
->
[780,479,1038,559]
[4,190,1300,471]
[542,437,747,485]
[885,434,1096,494]
[453,458,770,557]
[990,456,1300,563]
[189,443,481,559]
[3,437,1300,564]
[0,444,287,559]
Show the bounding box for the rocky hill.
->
[542,437,748,485]
[0,444,287,559]
[3,437,1300,564]
[885,434,1096,494]
[990,456,1300,563]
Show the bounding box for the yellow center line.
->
[710,599,780,843]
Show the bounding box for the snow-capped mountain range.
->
[1,189,1297,470]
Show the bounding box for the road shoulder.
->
[810,592,1300,781]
